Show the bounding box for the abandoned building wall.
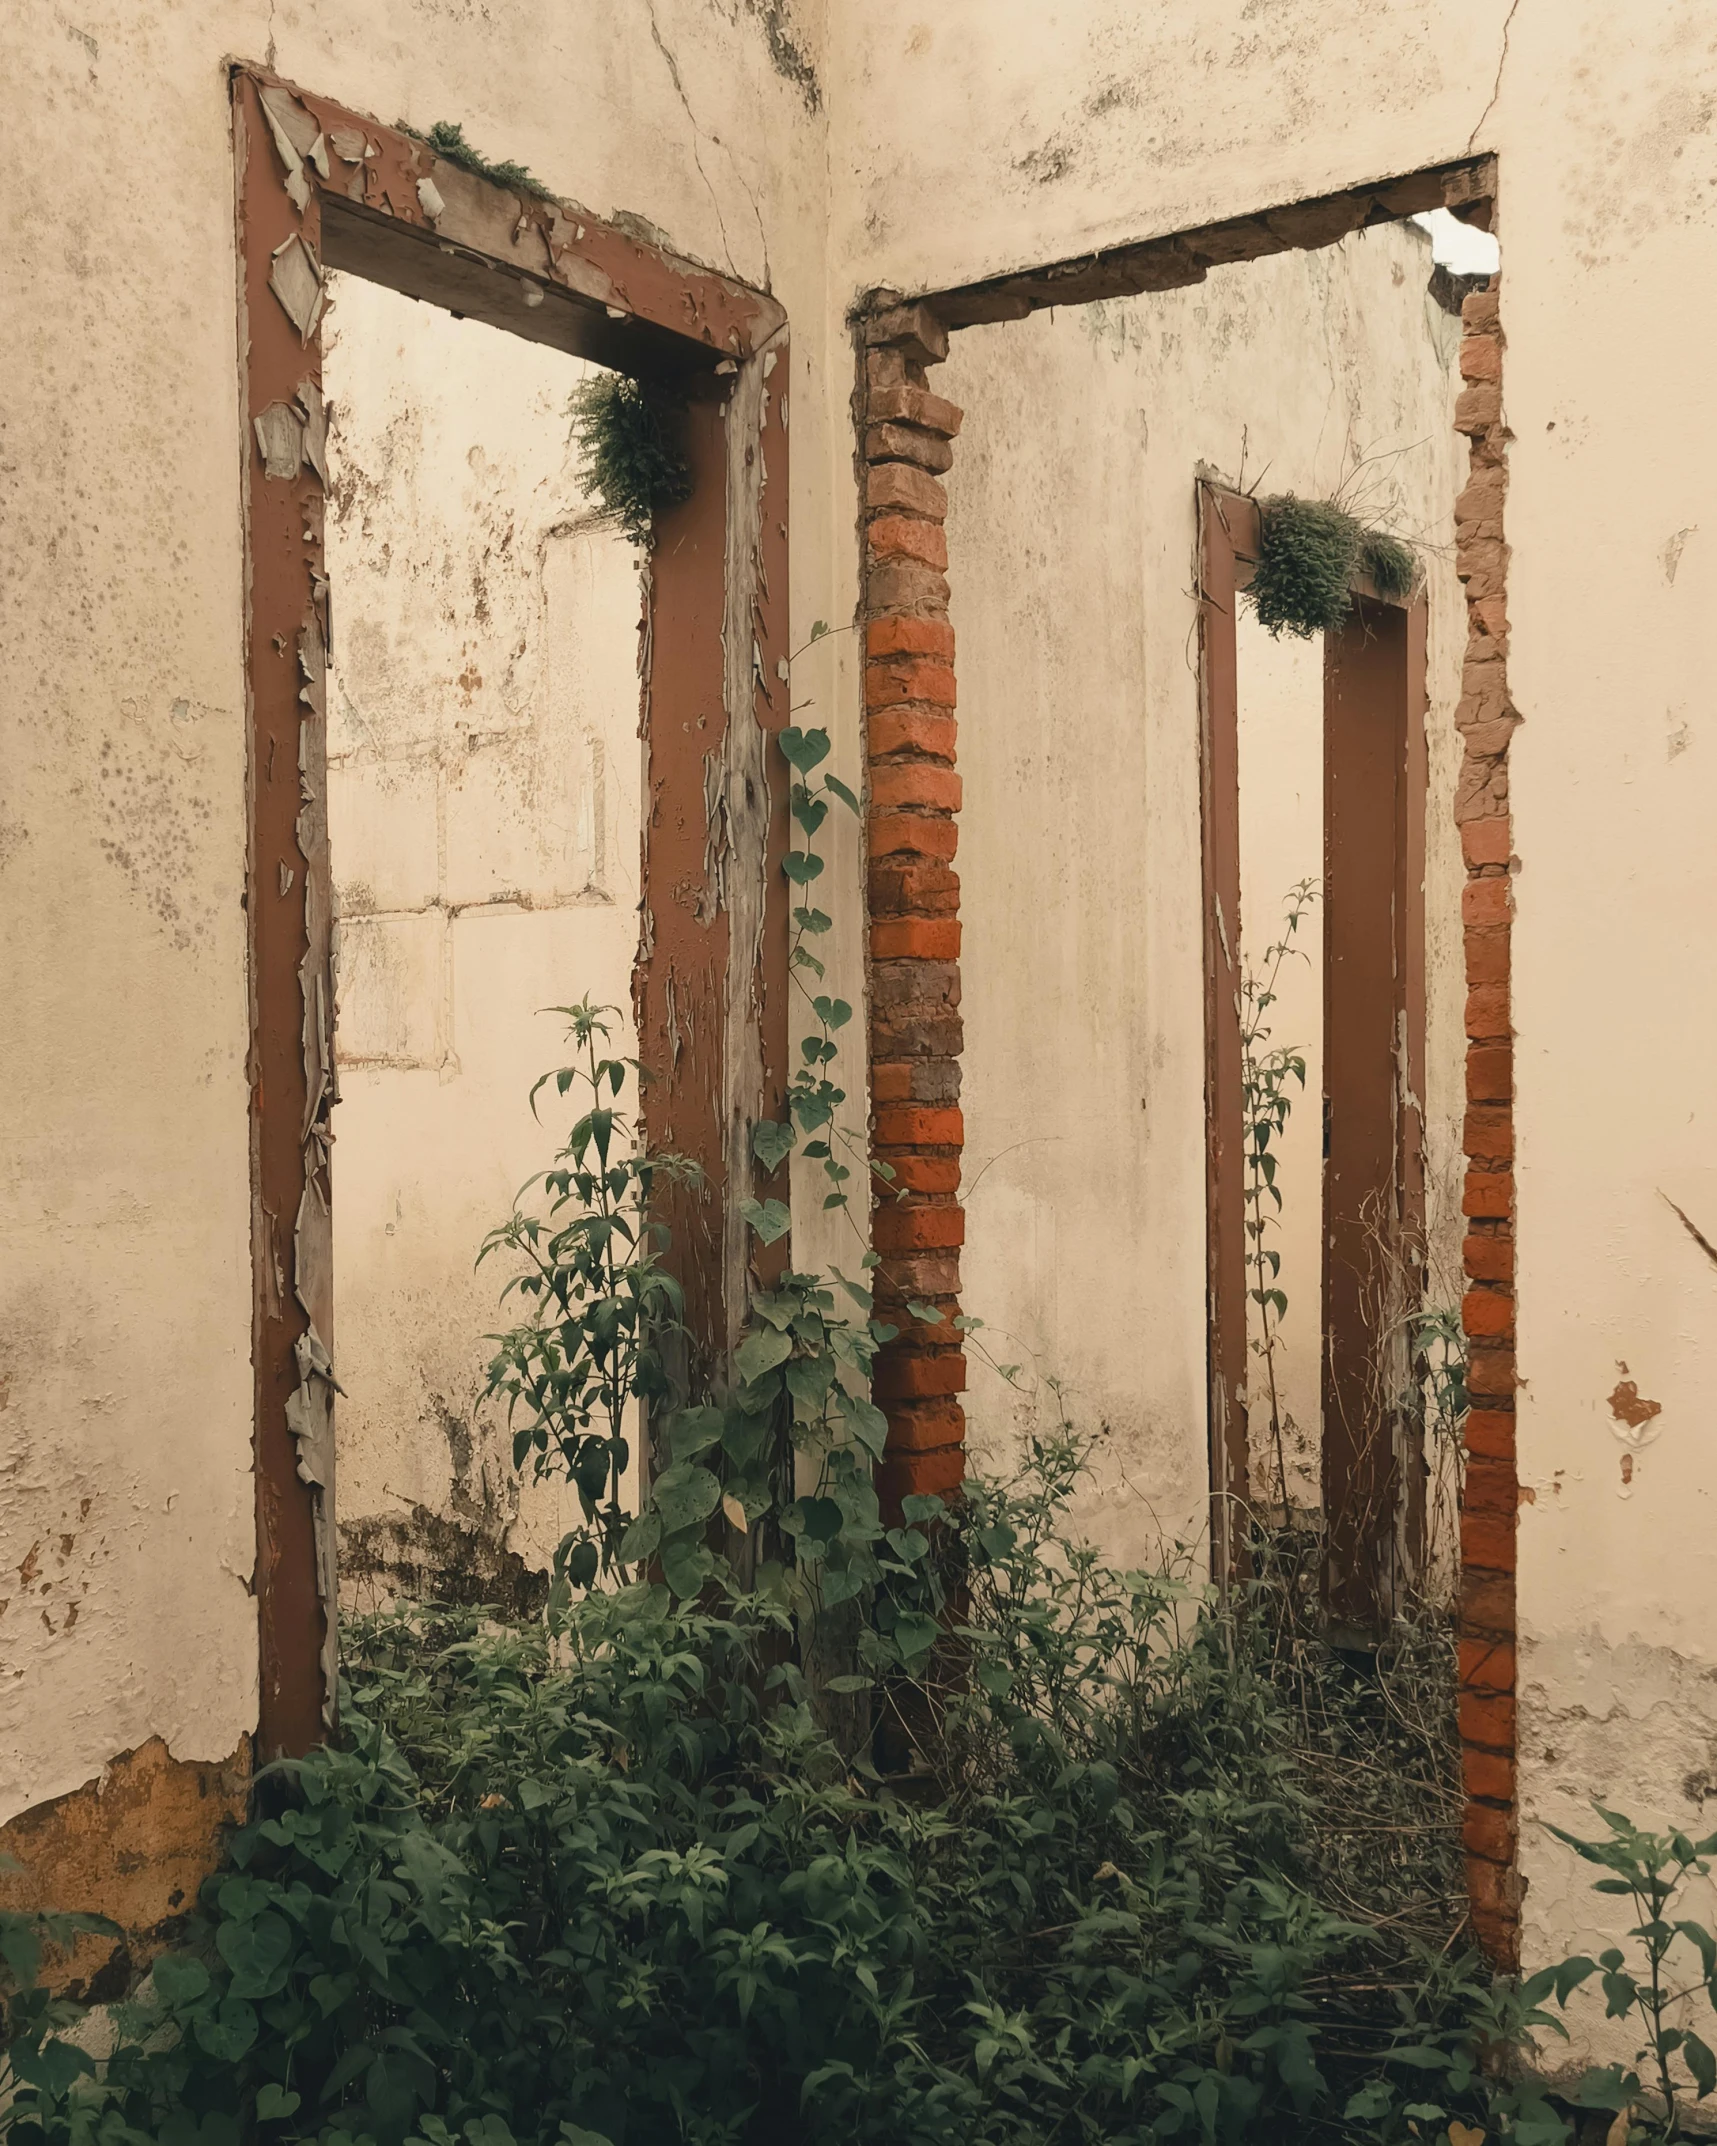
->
[939,220,1467,1570]
[0,0,836,1914]
[833,0,1717,2026]
[322,275,643,1614]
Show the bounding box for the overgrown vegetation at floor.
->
[1,1435,1657,2146]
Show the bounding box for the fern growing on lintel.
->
[569,374,695,544]
[1248,493,1418,638]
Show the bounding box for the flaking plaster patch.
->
[1608,1364,1663,1496]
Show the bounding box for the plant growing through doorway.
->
[477,624,948,1671]
[480,1006,696,1590]
[1241,878,1320,1516]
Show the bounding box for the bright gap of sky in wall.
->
[1412,207,1502,275]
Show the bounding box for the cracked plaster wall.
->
[942,220,1468,1575]
[830,0,1717,2033]
[10,0,1717,2044]
[0,0,837,1846]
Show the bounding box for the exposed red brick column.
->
[1451,277,1520,1967]
[858,302,967,1513]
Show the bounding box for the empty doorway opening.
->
[235,69,791,1758]
[321,273,645,1619]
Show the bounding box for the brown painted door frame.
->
[1196,485,1252,1580]
[1323,597,1428,1633]
[1197,484,1427,1619]
[234,67,791,1756]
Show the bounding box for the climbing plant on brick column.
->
[1452,276,1521,1970]
[858,301,968,1516]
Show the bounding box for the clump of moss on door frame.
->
[398,118,553,199]
[1248,494,1419,638]
[569,375,695,544]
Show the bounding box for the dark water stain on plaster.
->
[744,0,821,111]
[338,1395,550,1621]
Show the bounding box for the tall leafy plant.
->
[480,1003,692,1589]
[478,628,947,1670]
[1241,879,1319,1515]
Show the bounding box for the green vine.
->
[1241,879,1319,1516]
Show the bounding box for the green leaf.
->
[837,1390,890,1459]
[660,1534,715,1598]
[257,2085,302,2120]
[752,1118,796,1172]
[782,850,825,884]
[619,1508,662,1561]
[735,1326,794,1383]
[824,774,859,813]
[778,726,831,772]
[739,1198,792,1245]
[194,1993,260,2062]
[652,1463,722,1533]
[216,1910,293,1998]
[669,1404,728,1458]
[791,1497,845,1544]
[811,995,852,1029]
[891,1611,940,1663]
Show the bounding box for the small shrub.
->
[1359,527,1417,603]
[569,376,694,544]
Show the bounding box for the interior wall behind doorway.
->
[322,274,642,1614]
[939,217,1469,1569]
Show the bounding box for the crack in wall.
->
[1466,0,1522,155]
[647,0,741,279]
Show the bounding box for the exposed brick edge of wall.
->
[857,301,968,1516]
[855,273,1519,1965]
[1452,277,1520,1969]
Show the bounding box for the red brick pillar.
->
[858,301,968,1514]
[1451,277,1520,1967]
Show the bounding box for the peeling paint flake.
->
[253,402,303,481]
[295,380,327,482]
[269,234,325,343]
[257,82,323,214]
[1608,1365,1664,1450]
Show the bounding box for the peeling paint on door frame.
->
[234,65,791,1761]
